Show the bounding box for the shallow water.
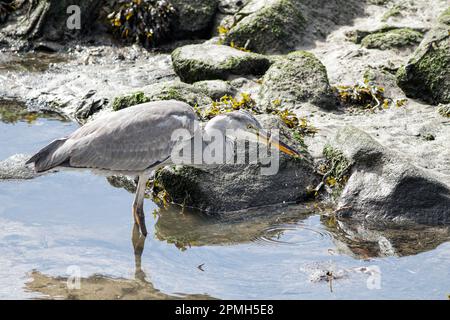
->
[0,113,449,299]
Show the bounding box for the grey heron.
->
[26,100,299,236]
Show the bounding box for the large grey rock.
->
[154,114,320,213]
[171,0,218,36]
[329,126,450,225]
[171,44,272,83]
[396,7,450,104]
[222,0,306,54]
[258,51,336,109]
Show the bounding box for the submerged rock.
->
[360,28,423,50]
[154,115,320,213]
[396,8,450,104]
[0,154,39,180]
[328,126,450,225]
[258,51,336,109]
[171,44,272,83]
[222,0,306,54]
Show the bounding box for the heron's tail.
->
[26,138,68,172]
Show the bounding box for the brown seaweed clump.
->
[107,0,176,48]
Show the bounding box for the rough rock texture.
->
[0,154,39,179]
[329,126,450,225]
[222,0,306,54]
[112,80,213,111]
[171,44,272,83]
[171,0,218,36]
[361,28,423,50]
[258,51,336,109]
[193,80,237,100]
[396,7,450,104]
[154,115,320,213]
[0,0,102,41]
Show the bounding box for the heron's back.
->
[27,100,197,173]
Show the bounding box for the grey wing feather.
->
[28,101,197,173]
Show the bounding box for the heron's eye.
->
[247,124,253,129]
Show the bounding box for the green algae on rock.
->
[259,51,336,109]
[112,92,151,111]
[112,81,213,111]
[360,28,423,50]
[171,43,272,83]
[396,8,450,104]
[222,0,306,54]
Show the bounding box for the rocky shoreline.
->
[0,0,449,225]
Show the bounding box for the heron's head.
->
[204,110,299,157]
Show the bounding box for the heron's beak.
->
[255,130,300,157]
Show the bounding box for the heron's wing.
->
[55,101,196,172]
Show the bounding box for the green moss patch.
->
[361,28,423,50]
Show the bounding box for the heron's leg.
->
[132,223,146,282]
[132,175,148,237]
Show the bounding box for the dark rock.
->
[329,126,450,225]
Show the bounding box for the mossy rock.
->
[258,51,337,109]
[222,0,306,54]
[171,43,272,83]
[361,28,423,50]
[396,8,450,104]
[112,81,213,111]
[112,92,151,111]
[170,0,218,36]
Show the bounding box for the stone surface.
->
[329,126,450,225]
[0,154,40,180]
[396,7,450,104]
[171,0,218,36]
[222,0,306,54]
[360,28,423,50]
[193,80,237,100]
[171,43,272,83]
[258,51,336,109]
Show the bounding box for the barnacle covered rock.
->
[360,28,423,50]
[221,0,306,54]
[258,51,336,110]
[171,43,272,83]
[396,7,450,104]
[329,126,450,225]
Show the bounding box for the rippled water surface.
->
[0,104,449,300]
